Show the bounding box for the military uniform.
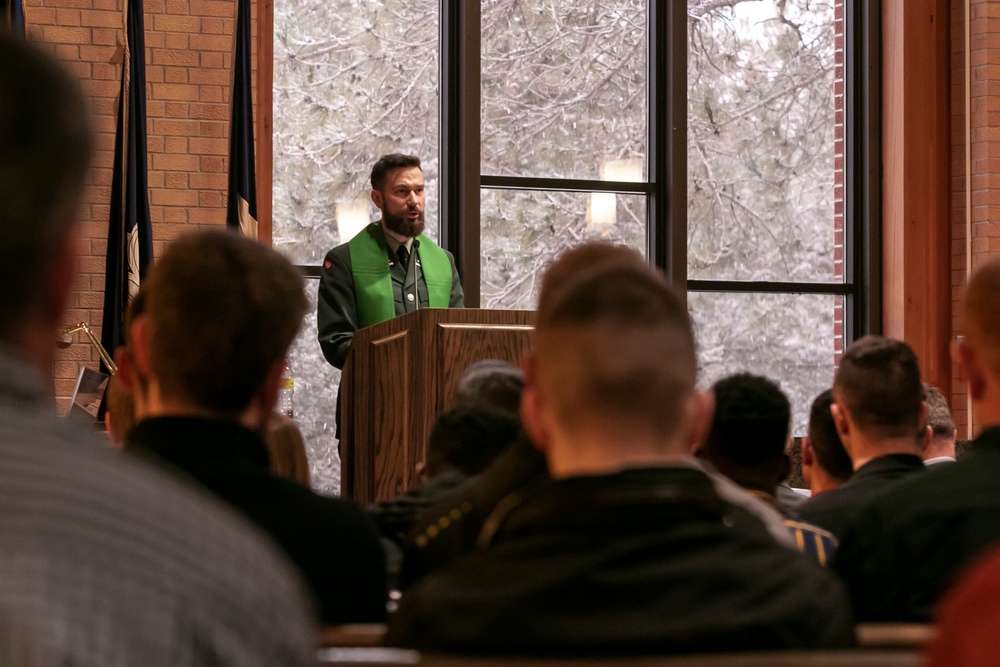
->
[318,222,464,369]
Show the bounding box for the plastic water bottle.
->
[278,361,295,419]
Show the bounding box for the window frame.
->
[276,0,881,341]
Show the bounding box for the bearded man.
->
[318,154,464,370]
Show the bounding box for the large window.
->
[272,0,877,493]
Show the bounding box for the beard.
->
[382,208,425,238]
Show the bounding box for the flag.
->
[100,0,153,374]
[2,0,25,37]
[226,0,257,238]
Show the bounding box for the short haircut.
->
[451,360,524,421]
[534,243,696,443]
[807,389,853,481]
[141,230,308,416]
[425,407,519,478]
[833,336,924,439]
[924,384,956,438]
[964,257,1000,376]
[0,34,91,337]
[370,154,421,191]
[702,373,790,467]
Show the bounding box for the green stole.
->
[348,222,453,328]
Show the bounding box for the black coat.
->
[128,417,387,624]
[797,453,926,538]
[387,466,855,655]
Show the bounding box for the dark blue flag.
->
[2,0,25,37]
[100,0,153,373]
[226,0,257,237]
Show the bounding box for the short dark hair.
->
[924,384,956,438]
[0,34,91,336]
[807,389,852,481]
[142,230,308,416]
[370,154,421,191]
[451,360,524,421]
[535,243,696,443]
[702,373,790,467]
[425,407,519,478]
[834,336,924,439]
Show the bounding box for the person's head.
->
[0,34,91,366]
[450,360,524,421]
[424,406,520,480]
[697,373,791,494]
[955,257,1000,426]
[923,383,957,460]
[128,230,308,428]
[370,153,424,239]
[832,336,926,458]
[521,242,709,477]
[801,389,852,494]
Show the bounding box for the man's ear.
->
[519,353,549,452]
[955,338,986,401]
[801,437,815,466]
[259,359,285,415]
[831,402,849,441]
[129,315,155,381]
[370,188,384,211]
[683,389,715,456]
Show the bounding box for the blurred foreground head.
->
[0,33,91,364]
[522,242,707,477]
[129,230,308,424]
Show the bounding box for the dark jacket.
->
[834,427,1000,621]
[387,466,855,655]
[128,417,387,624]
[797,453,926,538]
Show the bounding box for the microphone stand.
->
[58,323,118,375]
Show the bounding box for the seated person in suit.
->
[800,388,853,497]
[385,242,854,654]
[317,153,463,370]
[834,257,1000,621]
[922,383,957,466]
[696,373,838,565]
[119,230,387,624]
[796,336,927,538]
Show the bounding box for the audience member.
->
[265,411,312,486]
[371,405,520,549]
[800,389,853,497]
[797,336,927,537]
[400,245,643,588]
[834,257,1000,621]
[922,383,957,466]
[0,32,314,665]
[449,358,524,418]
[121,230,387,624]
[386,243,854,654]
[697,373,838,565]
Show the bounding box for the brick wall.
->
[22,0,253,412]
[951,0,1000,439]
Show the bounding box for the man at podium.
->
[318,154,464,370]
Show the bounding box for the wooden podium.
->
[340,309,534,504]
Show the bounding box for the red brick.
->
[150,189,199,207]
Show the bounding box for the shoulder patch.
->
[324,259,333,271]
